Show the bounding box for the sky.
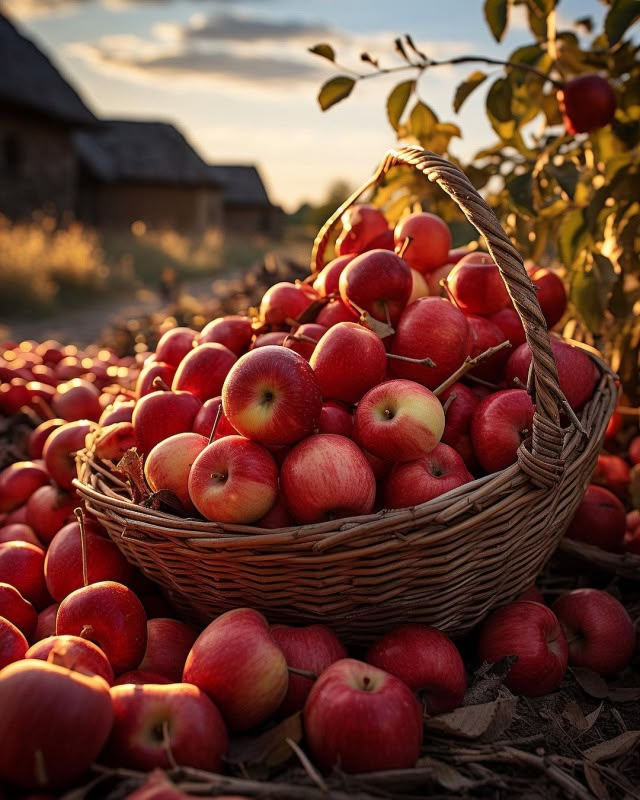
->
[2,0,608,212]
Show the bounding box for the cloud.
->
[1,0,270,18]
[180,13,331,43]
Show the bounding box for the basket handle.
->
[311,145,567,481]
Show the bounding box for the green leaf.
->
[544,162,579,200]
[317,76,356,111]
[484,0,509,42]
[409,101,438,139]
[558,209,587,269]
[571,253,619,334]
[505,172,535,216]
[605,0,640,47]
[454,71,488,113]
[486,78,516,140]
[386,80,415,131]
[308,43,336,62]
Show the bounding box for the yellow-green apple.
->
[312,255,355,297]
[0,522,42,546]
[26,634,114,684]
[466,314,510,382]
[198,315,253,356]
[154,327,198,368]
[34,603,59,641]
[393,211,451,274]
[353,379,445,462]
[42,419,97,490]
[27,418,66,460]
[389,297,471,390]
[172,343,237,403]
[99,398,136,426]
[52,378,102,422]
[26,485,75,544]
[269,623,348,716]
[56,581,147,675]
[505,339,598,412]
[0,659,113,790]
[259,281,317,326]
[303,658,423,773]
[438,382,480,472]
[281,434,376,524]
[366,624,466,715]
[383,443,474,509]
[222,346,322,446]
[0,582,38,639]
[104,682,229,771]
[471,389,535,474]
[557,74,616,135]
[447,252,512,315]
[283,323,328,361]
[591,454,630,499]
[93,421,138,463]
[314,298,359,327]
[0,541,50,609]
[551,589,635,676]
[526,266,567,328]
[144,432,209,515]
[132,390,201,459]
[335,204,389,257]
[44,520,134,602]
[0,616,29,668]
[564,484,626,552]
[135,361,177,399]
[183,607,289,732]
[478,600,568,697]
[488,307,526,349]
[0,460,50,513]
[138,618,199,682]
[187,435,278,524]
[317,401,353,438]
[309,321,387,405]
[339,250,412,325]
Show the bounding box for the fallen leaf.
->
[426,691,517,741]
[585,730,640,762]
[573,667,640,704]
[583,763,611,800]
[227,712,302,769]
[562,700,603,732]
[113,447,149,504]
[463,656,518,706]
[415,756,474,791]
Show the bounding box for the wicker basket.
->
[74,146,619,645]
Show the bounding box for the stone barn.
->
[0,11,96,221]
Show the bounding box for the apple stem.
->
[151,376,171,392]
[439,277,460,308]
[79,624,94,641]
[30,395,57,421]
[442,391,458,415]
[162,719,178,770]
[433,340,512,397]
[465,374,500,390]
[74,507,90,588]
[382,300,392,328]
[283,333,320,346]
[208,403,223,446]
[386,352,437,368]
[397,236,413,259]
[287,665,318,681]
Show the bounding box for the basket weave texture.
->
[75,147,619,644]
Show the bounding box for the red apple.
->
[269,623,348,716]
[303,658,423,773]
[99,399,136,426]
[488,307,526,349]
[154,327,198,368]
[113,669,172,686]
[466,314,510,382]
[366,624,466,715]
[138,618,199,682]
[0,582,38,639]
[255,492,292,529]
[478,601,568,697]
[56,581,147,675]
[592,454,630,499]
[191,396,237,440]
[183,607,289,732]
[335,204,389,257]
[132,390,201,459]
[557,74,616,135]
[34,603,59,641]
[0,541,49,609]
[383,442,474,509]
[222,346,322,446]
[281,434,376,524]
[629,436,640,466]
[317,401,353,438]
[93,421,137,462]
[0,659,113,790]
[564,484,626,552]
[283,323,327,361]
[104,682,229,771]
[314,298,359,327]
[470,389,535,474]
[408,268,430,302]
[250,331,289,348]
[438,382,480,471]
[0,460,50,513]
[312,255,355,297]
[353,379,445,462]
[188,435,278,524]
[52,378,102,422]
[42,419,97,490]
[198,315,253,356]
[339,249,412,325]
[0,615,29,668]
[259,281,316,326]
[135,361,177,399]
[0,522,42,546]
[144,432,209,515]
[172,343,237,403]
[309,321,387,405]
[26,485,76,544]
[527,266,567,329]
[27,418,66,460]
[389,297,471,390]
[26,634,114,684]
[393,211,451,274]
[551,589,635,676]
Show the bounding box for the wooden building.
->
[209,165,283,239]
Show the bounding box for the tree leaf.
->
[386,80,415,131]
[557,209,587,269]
[505,172,535,216]
[484,0,509,42]
[454,71,488,113]
[409,100,438,139]
[544,162,579,200]
[486,78,516,139]
[605,0,640,47]
[585,730,640,762]
[308,43,336,62]
[317,76,356,111]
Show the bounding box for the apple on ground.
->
[0,460,50,513]
[564,484,626,552]
[303,658,423,773]
[52,378,102,422]
[42,419,98,490]
[0,522,43,546]
[471,389,535,474]
[366,624,466,715]
[26,485,76,544]
[280,434,376,524]
[26,634,115,684]
[0,659,113,790]
[144,432,209,515]
[27,418,66,460]
[551,589,635,677]
[183,607,289,732]
[269,623,348,716]
[104,682,229,772]
[477,600,568,697]
[154,327,198,368]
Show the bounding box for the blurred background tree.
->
[310,0,639,402]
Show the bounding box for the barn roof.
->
[208,165,272,207]
[74,120,220,187]
[0,12,96,125]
